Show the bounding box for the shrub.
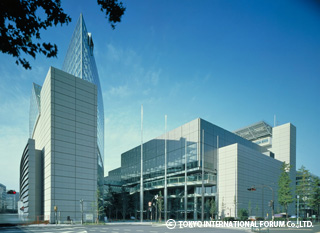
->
[224,217,235,221]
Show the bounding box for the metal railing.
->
[129,174,216,194]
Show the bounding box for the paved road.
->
[0,223,249,233]
[268,224,320,233]
[0,223,318,233]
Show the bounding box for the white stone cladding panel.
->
[270,123,296,215]
[218,143,285,218]
[32,67,97,222]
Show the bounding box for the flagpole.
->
[140,105,144,222]
[164,115,167,222]
[184,138,188,220]
[201,129,204,221]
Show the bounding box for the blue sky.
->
[0,0,319,191]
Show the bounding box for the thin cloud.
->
[107,85,131,98]
[145,69,161,86]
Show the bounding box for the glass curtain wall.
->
[62,14,105,186]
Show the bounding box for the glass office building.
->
[107,118,296,220]
[29,83,41,138]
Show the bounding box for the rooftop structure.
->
[234,121,272,141]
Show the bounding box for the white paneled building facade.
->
[20,15,104,223]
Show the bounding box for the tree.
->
[0,0,125,69]
[296,165,312,218]
[104,184,114,220]
[309,177,320,221]
[95,189,105,223]
[209,198,216,220]
[238,208,248,221]
[97,0,126,29]
[278,162,294,220]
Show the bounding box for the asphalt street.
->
[0,223,250,233]
[0,223,319,233]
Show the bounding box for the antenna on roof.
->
[274,115,277,127]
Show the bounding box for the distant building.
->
[106,118,296,220]
[20,14,104,223]
[104,168,123,193]
[6,192,19,213]
[0,183,6,212]
[20,139,43,219]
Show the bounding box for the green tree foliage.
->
[310,176,320,221]
[0,0,125,69]
[209,198,216,220]
[278,162,294,220]
[238,208,249,221]
[97,0,125,29]
[296,165,311,218]
[93,188,105,223]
